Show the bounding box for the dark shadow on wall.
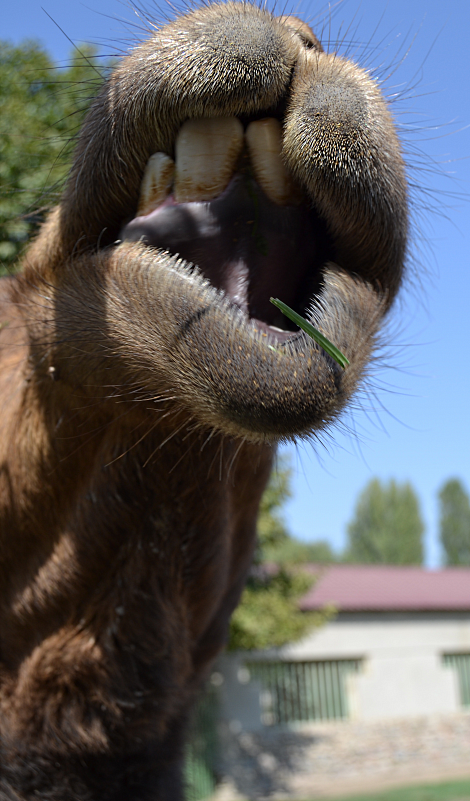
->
[217,724,327,797]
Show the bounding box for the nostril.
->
[279,16,324,53]
[302,38,316,50]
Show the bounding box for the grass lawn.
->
[319,777,470,801]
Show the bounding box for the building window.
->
[443,653,470,708]
[245,659,361,725]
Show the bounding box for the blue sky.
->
[3,0,469,567]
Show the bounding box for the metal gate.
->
[443,652,470,708]
[246,659,361,724]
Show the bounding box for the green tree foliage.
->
[263,536,337,564]
[0,40,106,269]
[438,478,470,566]
[228,568,329,651]
[229,459,333,650]
[345,478,424,565]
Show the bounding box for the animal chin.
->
[119,116,331,344]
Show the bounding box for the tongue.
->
[119,175,323,327]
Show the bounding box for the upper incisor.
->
[246,118,303,206]
[174,117,244,203]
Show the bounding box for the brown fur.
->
[0,3,407,798]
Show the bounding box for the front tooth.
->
[137,153,175,217]
[246,118,303,206]
[174,117,244,203]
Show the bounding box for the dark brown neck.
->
[0,276,273,797]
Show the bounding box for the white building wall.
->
[347,653,458,720]
[281,613,470,660]
[218,613,470,728]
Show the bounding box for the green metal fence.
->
[246,659,361,724]
[443,652,470,708]
[185,685,219,801]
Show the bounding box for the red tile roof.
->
[299,565,470,612]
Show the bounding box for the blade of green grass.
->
[269,298,350,369]
[247,776,470,801]
[305,776,470,801]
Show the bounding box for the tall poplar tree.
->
[439,478,470,566]
[345,478,424,565]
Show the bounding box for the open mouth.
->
[119,116,333,343]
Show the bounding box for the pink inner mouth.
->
[119,175,332,338]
